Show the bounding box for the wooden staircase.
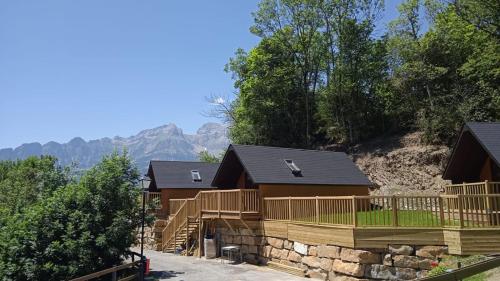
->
[163,218,200,253]
[162,195,201,255]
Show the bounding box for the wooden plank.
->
[287,223,354,247]
[354,228,444,249]
[456,229,500,255]
[263,220,288,239]
[267,261,306,277]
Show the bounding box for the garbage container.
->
[204,238,216,259]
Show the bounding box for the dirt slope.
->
[350,132,451,195]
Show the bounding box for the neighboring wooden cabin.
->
[443,122,500,184]
[212,144,372,197]
[147,161,219,217]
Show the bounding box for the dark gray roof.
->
[465,122,500,166]
[147,161,219,189]
[443,122,500,181]
[213,144,372,186]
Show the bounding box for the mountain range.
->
[0,123,229,171]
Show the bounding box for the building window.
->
[191,170,202,182]
[284,159,302,176]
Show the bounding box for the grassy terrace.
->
[293,210,461,227]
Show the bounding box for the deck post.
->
[217,192,221,218]
[439,196,445,226]
[174,228,177,254]
[315,196,319,224]
[288,197,292,221]
[392,196,398,227]
[352,196,357,227]
[458,194,464,228]
[485,180,491,214]
[239,189,242,218]
[198,211,202,258]
[186,207,190,256]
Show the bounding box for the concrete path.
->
[139,249,308,281]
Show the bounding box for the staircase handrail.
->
[161,199,188,250]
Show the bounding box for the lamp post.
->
[139,175,150,281]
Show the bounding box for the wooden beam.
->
[222,219,236,234]
[239,219,254,236]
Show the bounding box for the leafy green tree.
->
[226,33,311,147]
[224,0,498,147]
[454,0,500,39]
[0,156,70,219]
[198,150,224,163]
[0,152,143,280]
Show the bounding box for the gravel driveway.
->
[139,248,308,281]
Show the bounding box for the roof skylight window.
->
[284,159,302,176]
[191,170,202,182]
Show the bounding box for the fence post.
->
[288,197,292,221]
[392,196,398,227]
[111,271,117,281]
[439,196,445,227]
[352,196,357,227]
[458,194,464,228]
[315,196,319,224]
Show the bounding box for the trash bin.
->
[204,238,216,259]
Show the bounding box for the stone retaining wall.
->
[218,226,448,281]
[141,219,167,250]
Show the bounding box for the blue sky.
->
[0,0,403,148]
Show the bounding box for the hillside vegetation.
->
[216,0,499,150]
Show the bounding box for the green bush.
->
[0,152,143,281]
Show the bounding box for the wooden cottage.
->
[212,144,373,197]
[146,161,219,217]
[443,122,500,184]
[156,143,500,258]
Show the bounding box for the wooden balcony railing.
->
[263,194,500,229]
[143,191,162,209]
[169,189,260,219]
[199,189,260,216]
[445,181,500,195]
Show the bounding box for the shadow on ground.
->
[145,270,185,280]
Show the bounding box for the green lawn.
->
[295,210,459,227]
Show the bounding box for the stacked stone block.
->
[219,228,448,281]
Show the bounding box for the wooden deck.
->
[160,187,500,256]
[262,220,500,255]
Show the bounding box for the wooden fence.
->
[445,181,500,196]
[263,194,500,228]
[70,260,140,281]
